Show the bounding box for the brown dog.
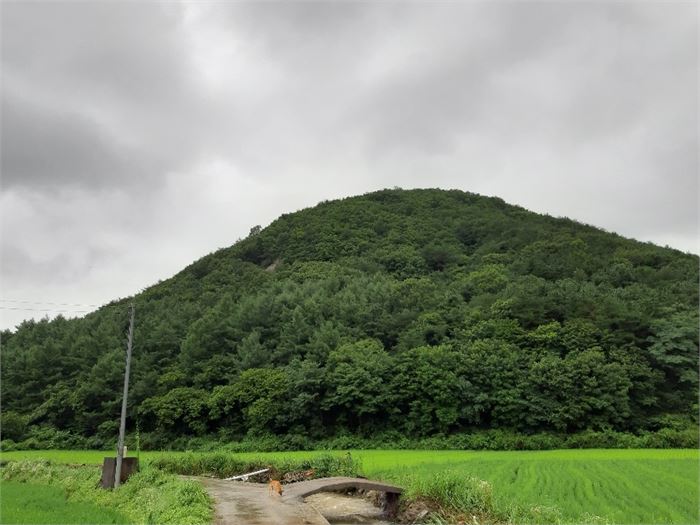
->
[268,479,283,496]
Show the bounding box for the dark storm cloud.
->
[0,1,697,330]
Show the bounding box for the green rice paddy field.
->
[0,481,128,524]
[2,449,698,524]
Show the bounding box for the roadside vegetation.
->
[150,451,360,479]
[0,460,212,525]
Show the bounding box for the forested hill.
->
[2,188,698,448]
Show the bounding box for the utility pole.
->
[114,304,135,488]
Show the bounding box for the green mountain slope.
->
[2,189,698,447]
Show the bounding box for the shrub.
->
[638,428,699,448]
[0,439,17,451]
[8,426,91,450]
[1,411,28,441]
[5,427,696,452]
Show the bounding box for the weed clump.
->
[395,471,496,522]
[389,470,570,524]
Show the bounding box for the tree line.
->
[2,189,697,448]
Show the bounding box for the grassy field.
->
[2,449,697,524]
[0,481,128,524]
[363,450,698,524]
[0,460,212,525]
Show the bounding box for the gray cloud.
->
[2,88,146,188]
[1,1,218,190]
[1,0,697,330]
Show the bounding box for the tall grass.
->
[400,471,496,520]
[405,471,494,515]
[387,470,569,524]
[150,451,360,479]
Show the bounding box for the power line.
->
[0,298,102,307]
[0,299,134,313]
[0,306,92,313]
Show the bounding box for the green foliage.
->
[390,346,476,434]
[140,387,210,436]
[646,309,699,410]
[323,339,394,431]
[0,426,92,451]
[208,368,288,436]
[1,411,28,442]
[3,426,696,455]
[1,189,697,445]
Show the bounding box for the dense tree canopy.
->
[2,189,698,445]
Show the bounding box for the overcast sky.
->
[1,1,697,330]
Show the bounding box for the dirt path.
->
[192,477,330,525]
